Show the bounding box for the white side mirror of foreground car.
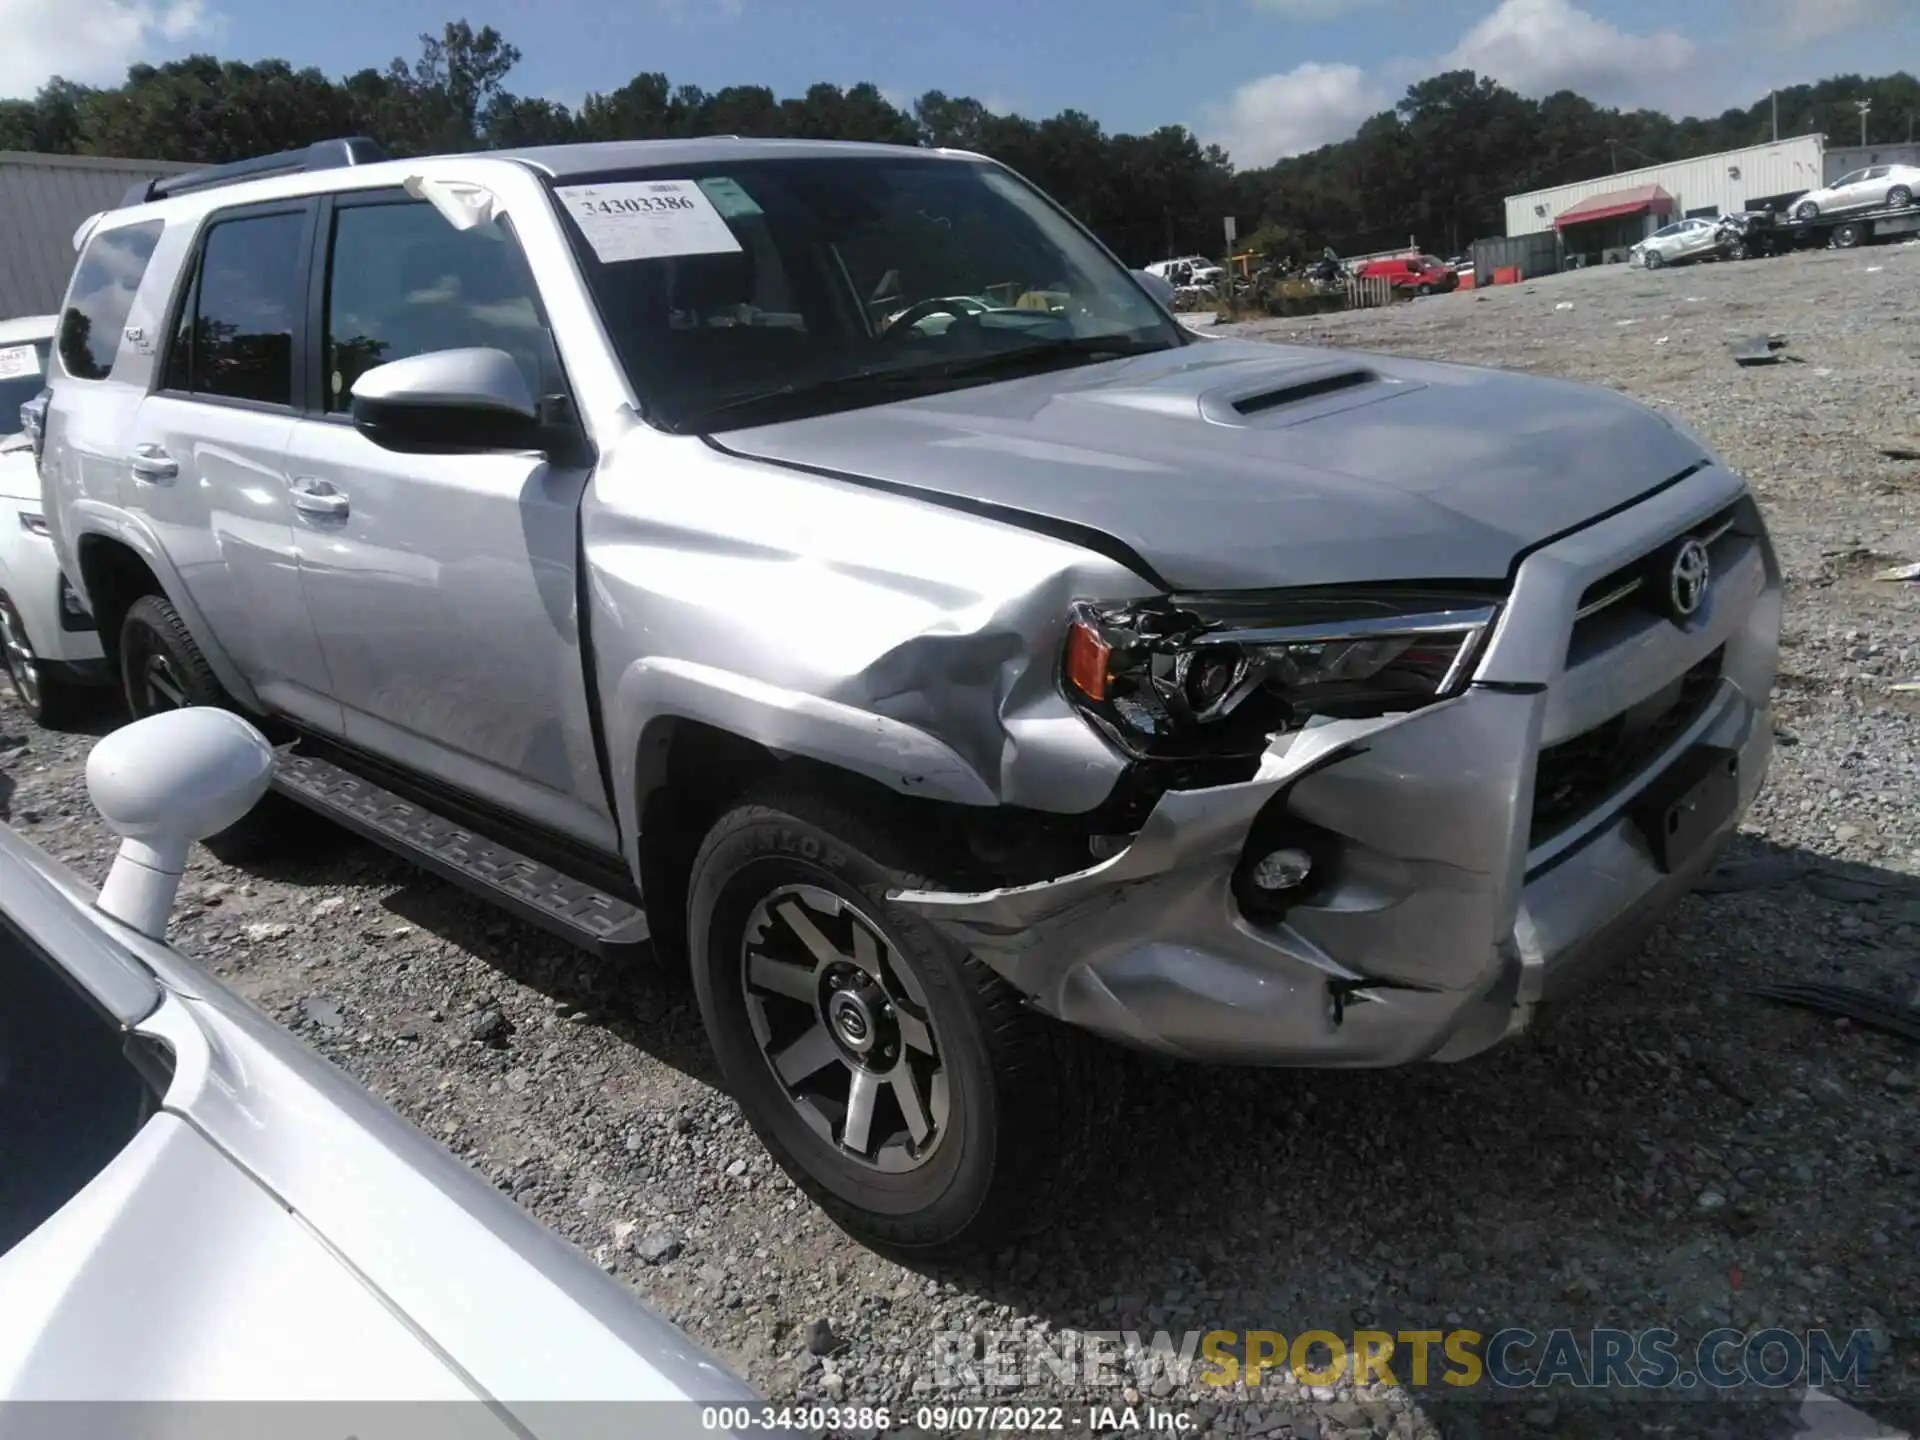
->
[87,707,276,938]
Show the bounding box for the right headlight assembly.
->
[1061,589,1500,761]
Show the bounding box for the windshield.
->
[0,339,51,438]
[553,154,1185,432]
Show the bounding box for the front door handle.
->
[289,477,349,520]
[128,444,177,484]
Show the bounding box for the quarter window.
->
[164,211,306,407]
[57,220,165,381]
[322,201,552,412]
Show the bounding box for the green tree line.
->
[2,20,1914,263]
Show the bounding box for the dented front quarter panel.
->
[580,413,1157,864]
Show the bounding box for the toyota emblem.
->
[1668,538,1711,619]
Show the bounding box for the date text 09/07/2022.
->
[700,1404,1194,1433]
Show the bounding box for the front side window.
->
[164,211,305,407]
[1835,170,1865,188]
[557,155,1184,432]
[322,201,553,412]
[0,339,52,436]
[57,220,165,382]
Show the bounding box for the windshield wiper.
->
[932,334,1168,382]
[671,368,943,433]
[673,336,1167,433]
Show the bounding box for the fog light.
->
[1250,846,1313,891]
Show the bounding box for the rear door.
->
[125,201,341,731]
[280,189,614,849]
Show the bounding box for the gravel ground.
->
[7,242,1920,1440]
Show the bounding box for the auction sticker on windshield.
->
[0,345,40,381]
[556,179,743,263]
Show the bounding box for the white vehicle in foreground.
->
[0,314,104,724]
[1791,163,1920,220]
[0,707,759,1436]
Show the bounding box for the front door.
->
[281,190,614,850]
[124,202,341,730]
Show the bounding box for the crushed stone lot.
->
[6,243,1920,1440]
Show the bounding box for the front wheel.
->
[1643,249,1665,269]
[1795,200,1819,221]
[0,593,82,728]
[687,784,1118,1254]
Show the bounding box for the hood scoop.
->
[1199,362,1421,429]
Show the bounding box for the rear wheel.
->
[688,783,1119,1255]
[0,593,82,728]
[1889,185,1913,209]
[117,594,308,861]
[1833,223,1865,249]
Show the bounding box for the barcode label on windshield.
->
[555,180,743,263]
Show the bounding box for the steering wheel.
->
[880,297,980,339]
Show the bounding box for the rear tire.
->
[1889,185,1913,209]
[1833,223,1864,249]
[117,594,310,863]
[0,592,84,729]
[687,783,1119,1255]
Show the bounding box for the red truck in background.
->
[1355,254,1460,295]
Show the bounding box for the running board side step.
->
[270,749,650,960]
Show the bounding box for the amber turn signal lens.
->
[1064,619,1111,701]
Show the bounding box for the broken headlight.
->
[1062,589,1499,760]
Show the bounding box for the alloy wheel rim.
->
[0,602,40,711]
[740,883,950,1173]
[141,652,188,713]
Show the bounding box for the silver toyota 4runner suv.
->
[32,136,1781,1253]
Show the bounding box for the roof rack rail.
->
[118,137,390,207]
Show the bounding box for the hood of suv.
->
[713,338,1707,591]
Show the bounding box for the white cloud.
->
[1442,0,1695,107]
[1202,61,1389,166]
[1246,0,1388,18]
[0,0,215,98]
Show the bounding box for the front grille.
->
[1530,646,1725,847]
[1567,503,1741,661]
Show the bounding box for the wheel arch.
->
[69,514,263,712]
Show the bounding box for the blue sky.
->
[7,0,1915,167]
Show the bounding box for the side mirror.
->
[348,347,541,454]
[1132,269,1176,307]
[88,708,275,938]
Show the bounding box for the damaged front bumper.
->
[894,465,1783,1068]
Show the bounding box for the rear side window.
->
[163,211,306,408]
[57,220,165,381]
[322,200,552,411]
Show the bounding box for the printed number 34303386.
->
[578,195,697,217]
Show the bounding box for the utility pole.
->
[1608,139,1618,173]
[1770,89,1778,143]
[1856,98,1871,147]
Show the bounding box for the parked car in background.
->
[0,313,105,725]
[1355,254,1458,294]
[1792,163,1920,220]
[39,135,1780,1255]
[1143,254,1224,286]
[0,705,758,1428]
[1628,218,1724,269]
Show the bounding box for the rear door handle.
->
[128,444,177,484]
[289,477,349,520]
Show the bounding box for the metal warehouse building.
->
[1,151,195,318]
[1503,133,1827,259]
